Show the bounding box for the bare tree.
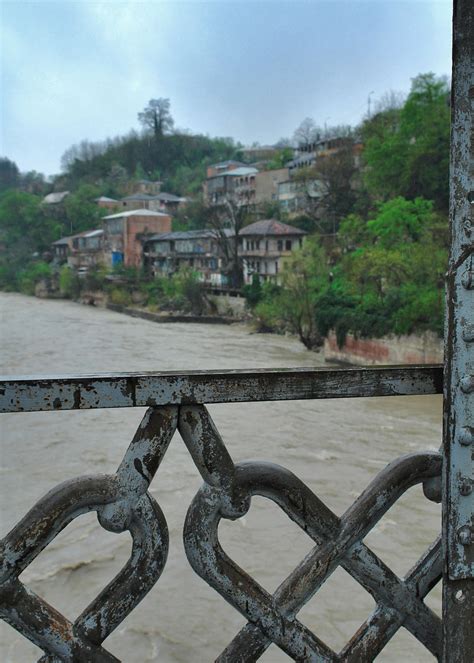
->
[293,117,321,148]
[206,198,255,288]
[138,98,174,138]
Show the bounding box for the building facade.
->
[239,219,306,284]
[102,209,172,268]
[142,229,230,285]
[204,167,258,206]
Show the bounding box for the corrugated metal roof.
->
[95,196,117,202]
[239,219,306,236]
[43,191,70,204]
[219,167,258,177]
[121,193,154,200]
[210,160,245,169]
[151,192,184,202]
[103,209,170,219]
[145,229,233,242]
[52,228,103,245]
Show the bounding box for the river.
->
[0,292,442,662]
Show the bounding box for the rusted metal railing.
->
[0,367,446,662]
[0,0,472,660]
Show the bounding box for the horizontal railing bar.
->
[0,365,443,413]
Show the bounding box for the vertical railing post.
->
[442,1,473,660]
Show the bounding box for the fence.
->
[0,1,472,660]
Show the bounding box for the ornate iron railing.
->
[0,1,472,660]
[0,367,445,662]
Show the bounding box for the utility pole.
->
[367,91,375,119]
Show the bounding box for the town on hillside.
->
[0,74,451,355]
[48,140,344,288]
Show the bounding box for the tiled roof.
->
[239,219,306,236]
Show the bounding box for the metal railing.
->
[0,1,472,660]
[0,366,445,662]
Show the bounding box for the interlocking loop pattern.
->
[1,404,442,661]
[0,407,178,662]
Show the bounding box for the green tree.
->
[362,73,450,210]
[63,184,107,234]
[254,238,329,349]
[0,157,20,192]
[0,191,61,289]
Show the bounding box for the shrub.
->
[59,265,81,299]
[18,261,52,295]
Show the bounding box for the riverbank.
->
[106,302,237,325]
[15,285,446,364]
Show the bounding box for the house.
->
[95,196,119,210]
[120,193,156,211]
[204,167,258,206]
[120,192,186,214]
[51,235,74,264]
[153,192,187,215]
[68,229,104,270]
[142,229,231,285]
[51,229,104,270]
[206,160,245,179]
[133,179,162,195]
[254,168,289,205]
[102,209,172,268]
[239,219,306,284]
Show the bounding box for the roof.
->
[151,192,185,202]
[208,167,259,180]
[239,219,306,237]
[43,191,70,204]
[82,229,103,238]
[145,229,233,242]
[52,228,103,245]
[121,193,154,201]
[95,196,117,202]
[103,209,170,220]
[210,160,245,169]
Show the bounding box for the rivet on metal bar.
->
[458,427,474,446]
[457,527,473,547]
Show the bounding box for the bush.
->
[18,261,52,295]
[59,265,81,298]
[109,287,132,307]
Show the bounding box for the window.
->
[277,240,283,251]
[285,240,292,251]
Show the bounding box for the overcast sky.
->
[1,0,452,176]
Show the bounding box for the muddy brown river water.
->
[0,292,442,662]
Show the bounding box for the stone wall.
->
[324,331,443,365]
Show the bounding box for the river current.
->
[0,292,442,662]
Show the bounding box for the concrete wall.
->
[255,168,289,204]
[208,293,246,317]
[324,331,443,365]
